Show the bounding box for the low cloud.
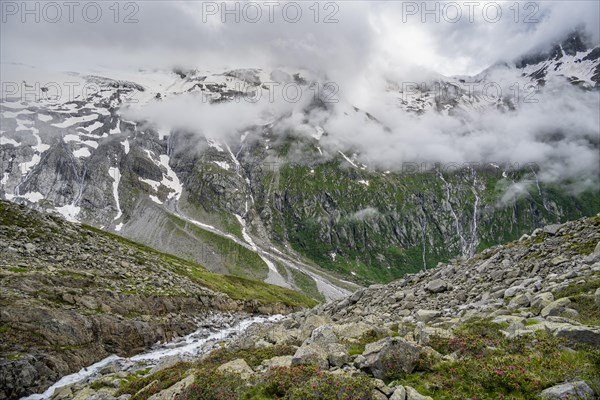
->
[3,1,598,196]
[349,207,380,221]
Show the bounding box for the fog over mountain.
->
[1,4,599,399]
[6,1,589,188]
[2,1,599,75]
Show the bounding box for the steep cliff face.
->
[1,35,599,296]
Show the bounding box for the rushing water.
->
[22,314,283,400]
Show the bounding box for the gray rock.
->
[405,386,433,400]
[371,390,388,400]
[583,242,600,264]
[509,293,532,308]
[148,373,195,399]
[415,309,441,323]
[540,380,595,399]
[393,291,406,301]
[217,359,254,380]
[261,355,293,369]
[551,324,600,346]
[332,322,372,340]
[357,337,421,379]
[373,379,394,396]
[531,292,554,310]
[24,243,36,252]
[543,224,562,235]
[541,298,572,318]
[390,386,407,400]
[504,286,524,298]
[425,279,447,294]
[292,343,329,369]
[292,325,347,369]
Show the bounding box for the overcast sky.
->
[1,1,599,77]
[2,1,599,193]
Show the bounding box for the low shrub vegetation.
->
[398,319,599,399]
[179,365,374,400]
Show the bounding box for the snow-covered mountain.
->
[1,33,598,301]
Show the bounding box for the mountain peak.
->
[516,30,595,69]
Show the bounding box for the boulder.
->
[357,337,421,379]
[504,286,524,298]
[509,293,532,308]
[425,279,447,294]
[265,324,300,345]
[148,373,195,399]
[292,344,329,369]
[292,326,347,369]
[415,310,441,323]
[332,322,372,340]
[542,224,562,235]
[393,291,406,301]
[216,359,254,380]
[583,242,600,264]
[261,355,293,369]
[540,380,595,399]
[405,386,433,400]
[550,324,600,346]
[373,379,394,396]
[371,390,388,400]
[390,386,407,400]
[531,292,554,310]
[541,298,572,318]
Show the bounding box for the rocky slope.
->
[0,200,316,399]
[1,34,598,297]
[60,214,600,399]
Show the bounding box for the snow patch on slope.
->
[21,192,44,203]
[339,151,359,168]
[73,148,91,158]
[213,161,230,170]
[55,204,80,223]
[142,150,182,201]
[108,167,123,221]
[121,140,130,154]
[52,114,98,128]
[0,136,21,146]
